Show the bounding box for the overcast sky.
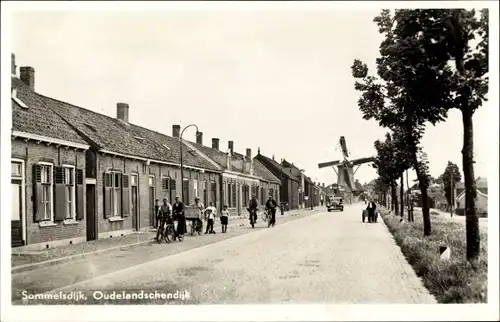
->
[11,8,491,186]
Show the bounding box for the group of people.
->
[247,193,278,228]
[154,196,231,240]
[154,192,280,240]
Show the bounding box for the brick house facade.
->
[186,136,280,217]
[11,55,222,249]
[254,151,300,210]
[11,59,90,249]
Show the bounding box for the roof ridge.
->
[37,93,179,142]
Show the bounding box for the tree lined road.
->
[18,203,435,305]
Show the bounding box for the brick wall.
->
[95,153,221,232]
[12,140,87,246]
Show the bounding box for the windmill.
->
[318,136,375,195]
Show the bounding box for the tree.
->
[351,9,452,235]
[380,9,488,260]
[440,161,462,206]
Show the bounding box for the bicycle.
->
[157,219,184,243]
[248,208,257,228]
[263,208,275,227]
[189,218,203,236]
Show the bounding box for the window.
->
[131,174,138,186]
[113,173,122,216]
[193,179,198,198]
[232,183,237,208]
[227,183,232,207]
[36,163,53,222]
[12,162,22,177]
[63,166,75,220]
[149,176,155,186]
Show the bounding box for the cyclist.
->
[265,194,278,227]
[172,195,186,240]
[155,198,172,240]
[247,194,259,224]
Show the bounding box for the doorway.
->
[131,174,139,231]
[148,175,155,228]
[86,184,96,241]
[11,160,25,247]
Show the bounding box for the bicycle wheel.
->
[156,230,163,244]
[190,220,195,236]
[165,225,175,243]
[196,220,202,235]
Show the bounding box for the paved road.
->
[15,203,436,304]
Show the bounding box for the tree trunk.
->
[414,159,431,236]
[406,170,412,222]
[400,173,404,218]
[390,180,398,215]
[462,108,480,261]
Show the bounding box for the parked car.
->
[326,197,344,212]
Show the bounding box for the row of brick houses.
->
[10,54,321,250]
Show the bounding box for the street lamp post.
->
[179,124,199,204]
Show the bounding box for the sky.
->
[11,8,492,187]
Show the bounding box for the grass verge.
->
[380,207,487,303]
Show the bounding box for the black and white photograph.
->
[1,1,498,321]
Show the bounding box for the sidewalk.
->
[11,207,321,272]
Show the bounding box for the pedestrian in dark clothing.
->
[154,199,160,229]
[266,194,278,227]
[366,200,377,223]
[172,195,186,239]
[220,205,229,233]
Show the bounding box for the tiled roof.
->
[282,159,314,184]
[11,77,88,145]
[253,159,281,183]
[188,141,254,175]
[255,153,300,182]
[37,94,219,172]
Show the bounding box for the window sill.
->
[109,216,124,222]
[39,221,56,227]
[63,219,78,225]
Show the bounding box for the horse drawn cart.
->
[185,206,203,236]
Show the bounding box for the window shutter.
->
[104,172,112,218]
[121,174,130,217]
[54,166,67,221]
[33,165,44,222]
[76,169,85,220]
[162,177,169,191]
[170,178,177,202]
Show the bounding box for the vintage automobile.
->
[326,196,344,212]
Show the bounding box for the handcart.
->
[185,206,203,236]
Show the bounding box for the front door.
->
[11,179,24,247]
[86,184,96,241]
[149,187,155,227]
[132,185,138,231]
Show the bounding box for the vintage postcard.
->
[1,1,498,321]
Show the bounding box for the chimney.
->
[228,141,234,154]
[20,66,35,90]
[323,183,325,187]
[226,151,231,170]
[245,148,254,175]
[11,53,16,76]
[172,125,181,138]
[212,138,219,150]
[196,131,203,145]
[258,147,261,155]
[116,103,129,123]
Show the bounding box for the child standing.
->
[220,205,229,233]
[204,202,217,234]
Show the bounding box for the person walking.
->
[220,205,229,233]
[172,195,186,239]
[194,197,205,234]
[154,199,160,229]
[204,202,217,234]
[366,199,377,223]
[265,194,278,227]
